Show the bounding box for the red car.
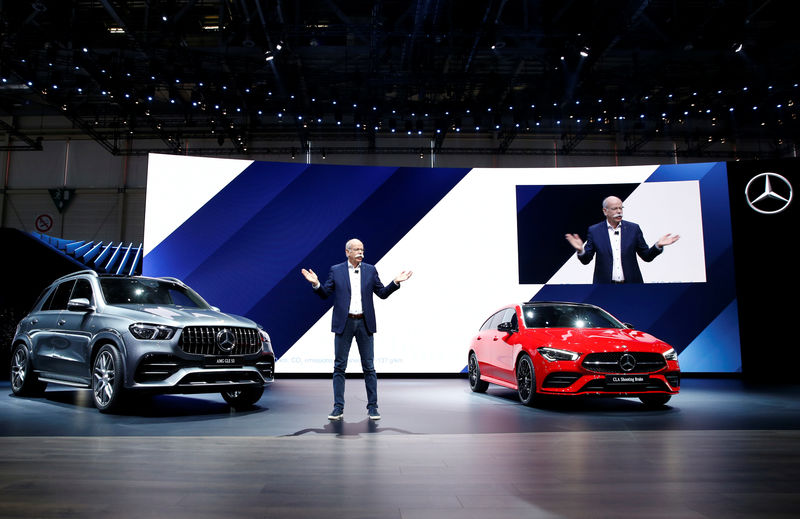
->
[468,302,680,407]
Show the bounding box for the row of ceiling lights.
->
[8,72,794,122]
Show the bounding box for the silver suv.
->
[9,270,274,412]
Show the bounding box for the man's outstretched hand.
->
[394,270,413,284]
[565,233,584,252]
[657,234,680,247]
[301,268,319,286]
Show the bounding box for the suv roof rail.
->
[53,269,97,283]
[158,276,186,285]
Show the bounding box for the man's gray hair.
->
[345,238,361,251]
[602,196,619,209]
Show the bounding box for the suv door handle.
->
[58,319,66,325]
[30,318,38,324]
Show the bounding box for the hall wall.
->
[1,132,782,245]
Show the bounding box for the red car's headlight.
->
[537,347,580,362]
[663,348,678,361]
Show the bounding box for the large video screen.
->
[144,155,741,373]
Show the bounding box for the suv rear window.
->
[99,278,209,309]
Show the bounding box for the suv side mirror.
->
[497,321,516,334]
[623,322,635,329]
[67,298,94,312]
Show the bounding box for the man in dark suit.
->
[565,196,679,283]
[301,239,412,420]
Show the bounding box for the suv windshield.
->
[99,278,210,309]
[522,304,623,329]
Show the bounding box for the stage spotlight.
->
[733,42,743,53]
[321,149,327,159]
[264,50,274,62]
[580,46,590,57]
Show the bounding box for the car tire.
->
[221,386,264,410]
[516,354,538,406]
[468,352,489,393]
[92,345,126,413]
[639,394,671,408]
[10,344,47,396]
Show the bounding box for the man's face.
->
[603,199,624,226]
[346,241,364,266]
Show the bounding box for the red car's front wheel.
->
[468,352,489,393]
[516,354,537,406]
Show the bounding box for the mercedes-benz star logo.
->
[745,172,793,215]
[216,329,236,352]
[618,353,637,372]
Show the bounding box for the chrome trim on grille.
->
[179,326,260,355]
[582,352,667,374]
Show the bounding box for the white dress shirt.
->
[607,223,624,282]
[347,262,363,314]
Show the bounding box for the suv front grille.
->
[179,326,260,355]
[582,352,666,374]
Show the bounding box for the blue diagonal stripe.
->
[145,161,309,280]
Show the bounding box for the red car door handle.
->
[492,337,499,341]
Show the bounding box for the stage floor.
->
[2,378,799,518]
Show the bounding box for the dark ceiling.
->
[1,0,798,157]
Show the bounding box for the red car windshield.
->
[521,304,623,329]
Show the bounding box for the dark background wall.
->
[727,158,798,381]
[0,228,85,373]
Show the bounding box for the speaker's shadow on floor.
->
[285,419,415,437]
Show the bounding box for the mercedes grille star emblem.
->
[745,172,793,214]
[619,353,637,372]
[216,329,236,352]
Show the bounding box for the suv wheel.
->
[92,345,126,413]
[10,344,47,396]
[221,386,264,410]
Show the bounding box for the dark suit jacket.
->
[578,220,662,283]
[314,261,399,334]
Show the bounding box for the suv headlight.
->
[663,348,678,361]
[537,347,580,362]
[258,327,273,354]
[129,323,177,340]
